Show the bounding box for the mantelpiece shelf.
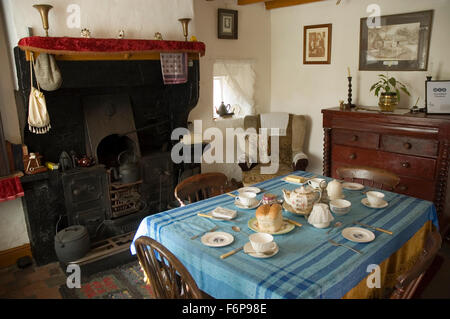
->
[18,36,205,61]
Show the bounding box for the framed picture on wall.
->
[359,10,433,71]
[426,80,450,114]
[218,9,238,39]
[303,24,332,64]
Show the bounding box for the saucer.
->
[238,187,261,194]
[234,199,261,209]
[247,218,295,235]
[361,198,388,209]
[342,227,375,243]
[342,182,364,191]
[243,242,279,258]
[201,232,234,247]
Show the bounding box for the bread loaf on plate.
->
[255,204,283,233]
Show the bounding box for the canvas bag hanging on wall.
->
[33,53,62,91]
[28,54,51,134]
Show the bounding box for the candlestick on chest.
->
[345,76,356,108]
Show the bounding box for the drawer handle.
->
[349,153,356,160]
[397,185,408,191]
[401,162,410,168]
[403,142,412,150]
[73,189,80,196]
[351,135,358,142]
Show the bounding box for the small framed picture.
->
[218,9,238,39]
[303,24,332,64]
[426,80,450,114]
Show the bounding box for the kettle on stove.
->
[113,150,141,184]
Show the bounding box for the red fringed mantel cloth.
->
[18,36,206,57]
[0,177,24,203]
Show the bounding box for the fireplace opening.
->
[97,134,137,169]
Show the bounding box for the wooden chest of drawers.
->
[322,107,450,235]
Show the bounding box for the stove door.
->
[62,166,111,239]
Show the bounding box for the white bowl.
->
[329,199,352,216]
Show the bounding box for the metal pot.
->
[116,150,140,184]
[54,225,90,263]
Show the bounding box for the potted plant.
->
[370,73,411,112]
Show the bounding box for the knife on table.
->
[284,218,303,227]
[354,221,393,235]
[220,246,244,259]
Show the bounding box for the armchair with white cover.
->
[237,112,309,186]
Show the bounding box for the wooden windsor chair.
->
[174,172,229,206]
[134,236,204,299]
[336,166,400,191]
[390,230,442,299]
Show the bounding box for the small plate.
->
[238,187,261,194]
[235,199,261,210]
[201,231,234,247]
[342,227,375,243]
[361,198,388,209]
[342,182,364,191]
[243,242,279,258]
[248,218,295,235]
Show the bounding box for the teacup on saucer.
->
[249,233,275,254]
[366,191,385,207]
[361,197,388,209]
[236,192,257,207]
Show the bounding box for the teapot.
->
[282,186,322,216]
[77,155,95,167]
[215,101,232,117]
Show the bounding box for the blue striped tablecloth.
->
[130,171,438,299]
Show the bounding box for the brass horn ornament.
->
[33,4,53,37]
[178,18,191,41]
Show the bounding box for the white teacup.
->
[249,233,276,253]
[308,178,327,189]
[366,191,385,207]
[236,192,257,207]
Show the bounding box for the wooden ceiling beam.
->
[264,0,324,10]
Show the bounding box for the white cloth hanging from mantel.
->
[28,54,51,134]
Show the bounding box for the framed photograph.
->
[303,24,332,64]
[426,80,450,114]
[359,10,433,71]
[218,9,238,39]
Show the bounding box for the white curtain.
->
[213,59,256,118]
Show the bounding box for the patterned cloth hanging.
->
[160,53,188,84]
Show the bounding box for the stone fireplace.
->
[14,48,200,265]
